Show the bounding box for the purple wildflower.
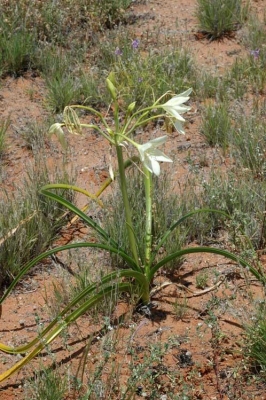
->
[132,39,139,49]
[115,47,122,56]
[250,49,260,60]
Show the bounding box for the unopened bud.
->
[127,101,136,113]
[106,78,117,100]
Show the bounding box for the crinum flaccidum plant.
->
[1,77,265,385]
[49,75,192,294]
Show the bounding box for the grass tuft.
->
[0,160,75,291]
[195,0,244,40]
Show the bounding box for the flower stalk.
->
[143,167,152,275]
[115,141,139,267]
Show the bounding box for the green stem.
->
[115,143,139,267]
[140,275,150,305]
[68,105,110,131]
[143,167,152,277]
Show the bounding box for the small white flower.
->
[161,88,192,134]
[137,136,172,176]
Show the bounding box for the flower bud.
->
[127,101,136,114]
[48,123,67,149]
[106,78,117,100]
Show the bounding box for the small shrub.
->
[196,271,209,289]
[201,171,266,250]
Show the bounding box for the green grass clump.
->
[0,161,75,291]
[45,74,81,113]
[242,14,266,52]
[195,0,244,40]
[195,71,224,100]
[200,102,231,152]
[201,171,266,250]
[245,302,266,375]
[21,118,52,152]
[0,23,36,77]
[225,58,249,99]
[0,117,10,158]
[232,115,266,179]
[25,366,68,400]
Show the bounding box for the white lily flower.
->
[161,88,192,134]
[137,136,172,176]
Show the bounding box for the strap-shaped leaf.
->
[0,282,132,383]
[150,246,266,284]
[41,183,104,206]
[156,209,230,252]
[151,208,231,265]
[40,188,117,246]
[0,268,146,355]
[0,242,139,305]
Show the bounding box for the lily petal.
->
[150,159,161,176]
[174,119,186,134]
[149,135,168,145]
[160,88,192,134]
[136,136,173,175]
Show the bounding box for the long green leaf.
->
[0,268,146,355]
[150,246,266,283]
[0,282,132,383]
[0,242,139,305]
[153,208,231,261]
[40,188,117,246]
[41,183,104,206]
